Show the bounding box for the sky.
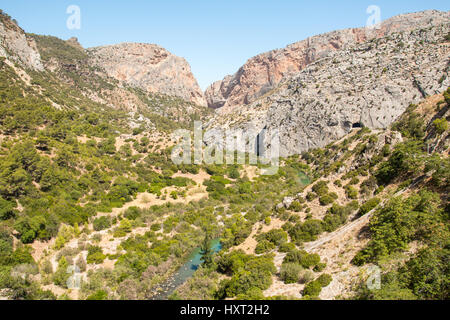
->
[1,1,448,90]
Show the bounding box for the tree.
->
[0,197,15,220]
[53,256,69,287]
[433,118,448,135]
[200,234,214,268]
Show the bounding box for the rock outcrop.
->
[207,19,450,157]
[0,13,44,71]
[205,10,450,110]
[88,43,206,106]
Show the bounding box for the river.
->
[151,238,222,300]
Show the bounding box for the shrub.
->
[284,249,321,269]
[313,262,327,272]
[392,106,425,139]
[375,140,425,185]
[433,118,448,135]
[289,201,303,212]
[279,242,296,253]
[123,207,141,220]
[257,229,288,246]
[0,198,15,220]
[333,179,342,187]
[358,197,380,215]
[298,270,315,284]
[87,290,108,300]
[303,280,322,297]
[345,186,358,199]
[280,263,303,284]
[289,219,323,243]
[312,181,328,197]
[150,223,161,231]
[319,192,338,206]
[317,273,332,287]
[86,246,106,264]
[255,240,275,254]
[93,216,111,231]
[306,192,316,201]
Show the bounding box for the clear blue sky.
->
[1,1,448,90]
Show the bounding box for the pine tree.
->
[200,234,213,268]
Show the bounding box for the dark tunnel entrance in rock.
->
[352,122,363,128]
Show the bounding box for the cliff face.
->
[207,19,450,157]
[205,10,450,110]
[87,43,207,107]
[0,13,43,71]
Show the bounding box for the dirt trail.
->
[304,212,373,251]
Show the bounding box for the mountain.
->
[0,8,448,302]
[0,13,206,108]
[206,11,450,157]
[88,43,207,107]
[205,10,450,110]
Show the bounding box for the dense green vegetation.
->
[351,90,450,300]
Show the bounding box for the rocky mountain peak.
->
[205,10,450,110]
[66,37,84,51]
[206,17,449,157]
[87,42,207,106]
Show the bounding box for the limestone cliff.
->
[205,10,450,110]
[88,43,206,106]
[0,12,44,71]
[207,19,450,157]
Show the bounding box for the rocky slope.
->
[0,12,205,108]
[88,43,206,106]
[206,17,450,157]
[205,10,449,110]
[0,12,43,71]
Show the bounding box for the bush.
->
[257,229,288,246]
[392,106,425,139]
[216,251,276,298]
[433,118,448,135]
[255,240,275,254]
[358,197,380,215]
[316,273,332,287]
[87,290,108,300]
[289,201,303,212]
[0,198,15,220]
[150,223,161,231]
[306,192,316,201]
[313,262,327,272]
[345,186,358,199]
[333,179,342,187]
[284,249,321,269]
[280,263,303,284]
[298,270,315,284]
[375,140,425,185]
[303,280,322,297]
[93,216,111,231]
[289,220,323,243]
[279,242,296,253]
[319,192,338,206]
[123,207,141,220]
[86,246,106,264]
